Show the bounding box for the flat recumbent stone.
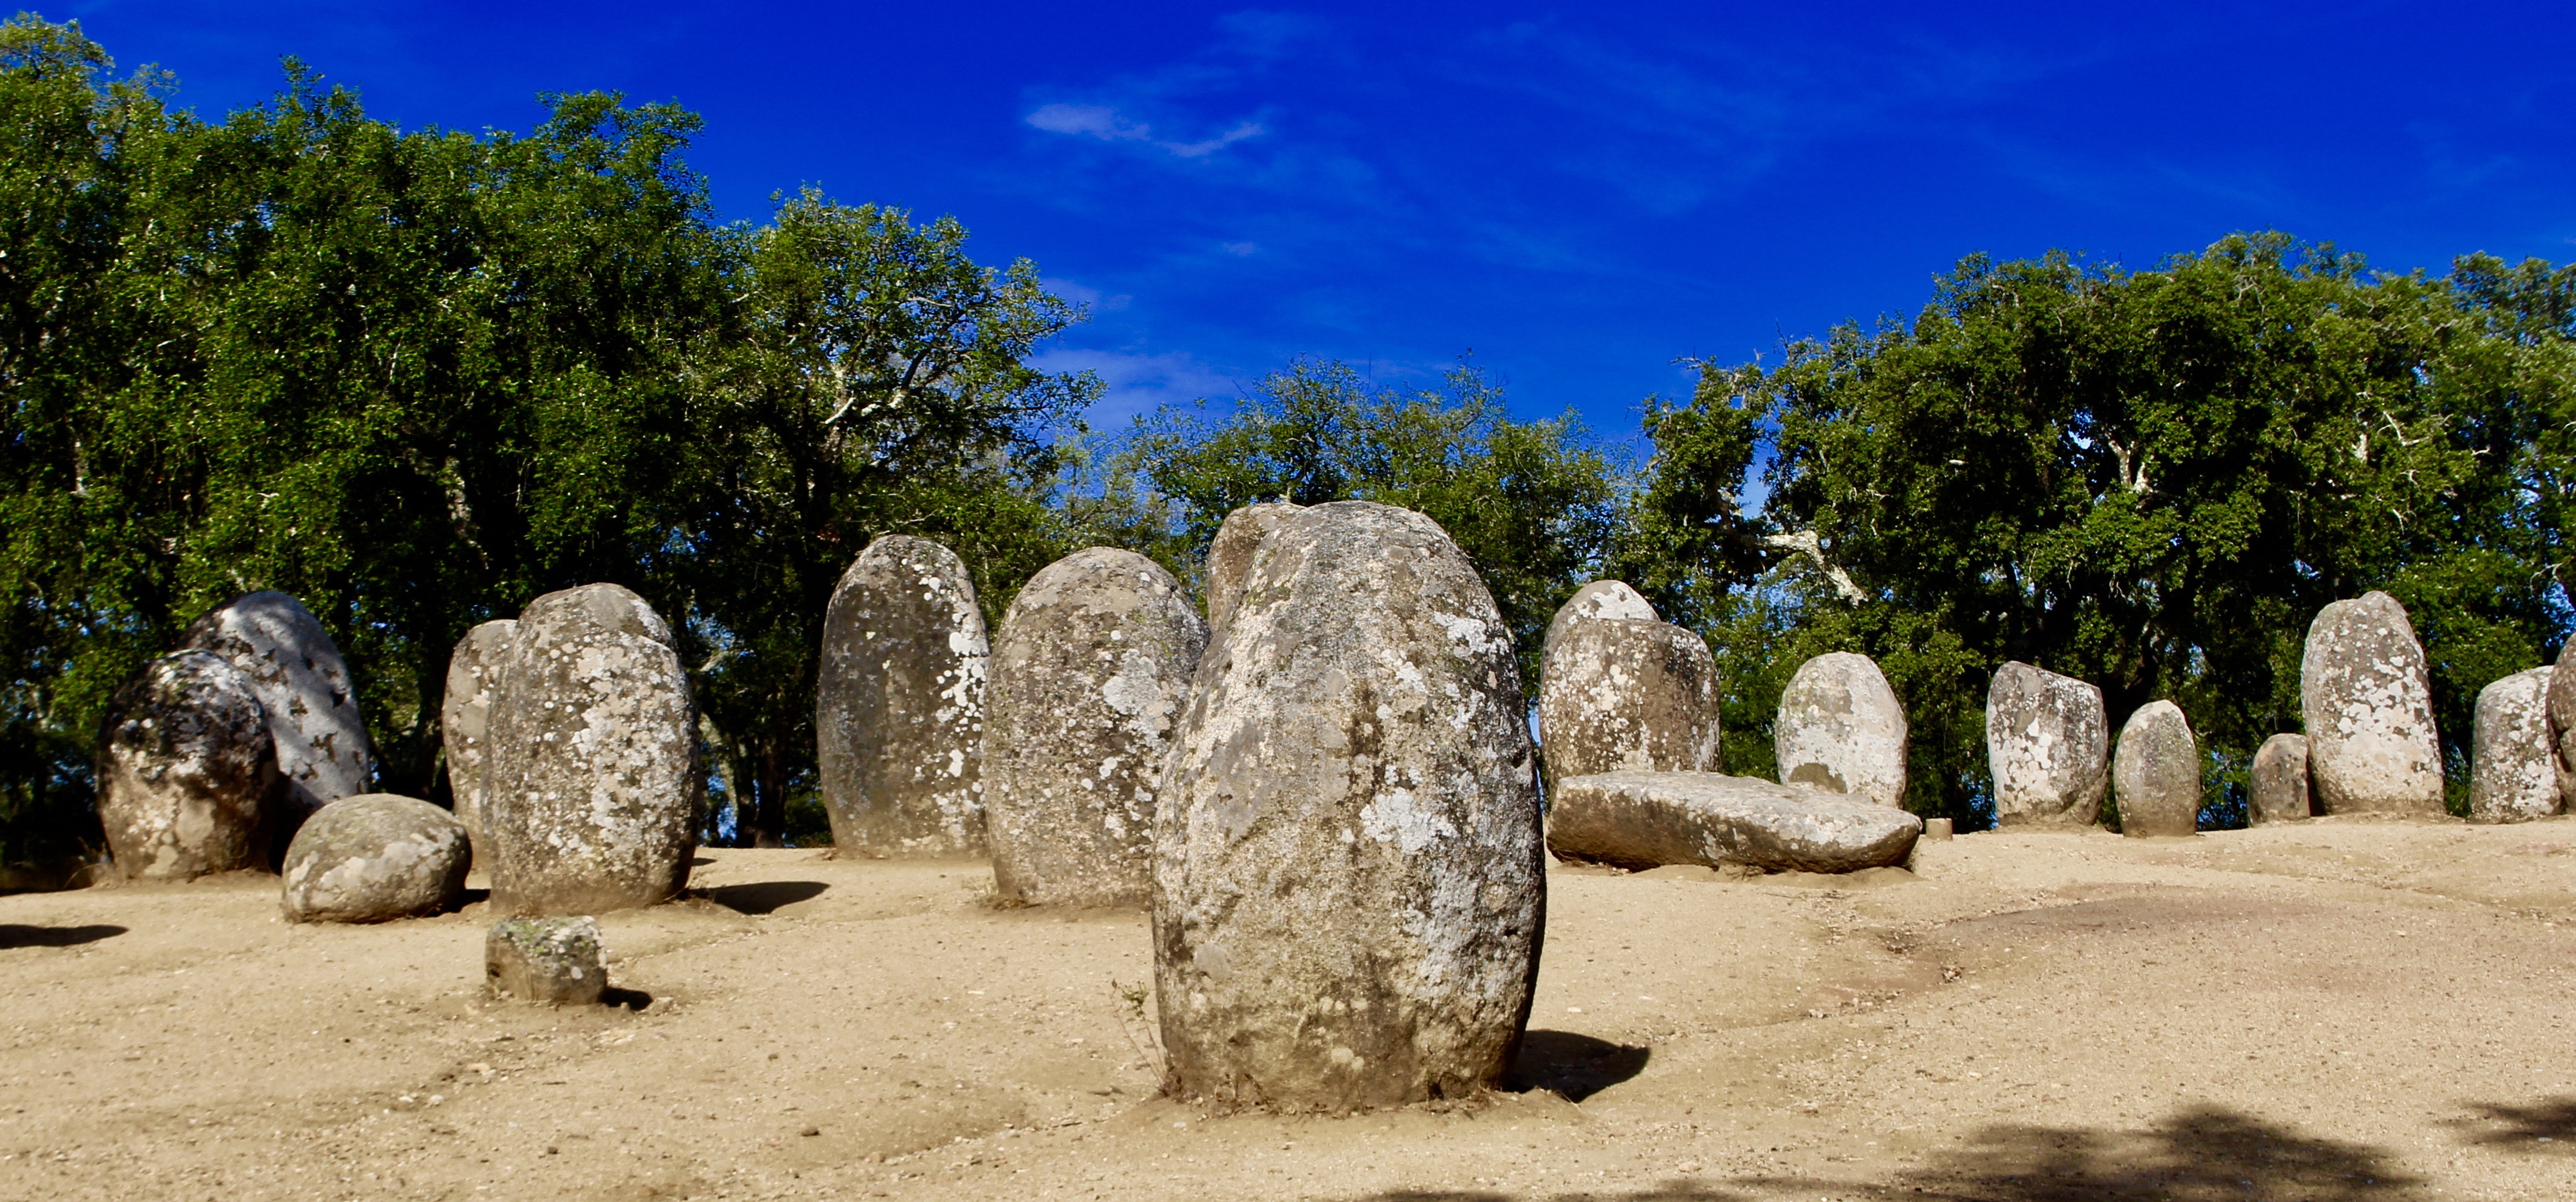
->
[1548,771,1922,874]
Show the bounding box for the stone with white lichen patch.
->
[2471,666,2559,824]
[280,793,469,922]
[1153,500,1543,1112]
[984,547,1206,906]
[486,916,605,1006]
[2301,592,2443,815]
[1538,579,1658,668]
[181,591,372,841]
[1547,771,1921,873]
[1202,501,1304,644]
[1985,661,2108,828]
[1536,609,1719,797]
[483,584,698,915]
[441,619,517,870]
[96,650,279,881]
[816,536,990,857]
[1775,652,1909,808]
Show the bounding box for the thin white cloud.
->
[1221,241,1258,256]
[1028,348,1242,425]
[1026,103,1265,159]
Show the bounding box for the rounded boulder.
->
[2471,666,2559,824]
[2250,734,2313,824]
[1537,616,1719,795]
[281,794,470,922]
[2113,701,2200,837]
[441,619,518,868]
[96,650,278,881]
[181,591,372,833]
[1774,651,1909,808]
[1204,502,1305,642]
[1539,579,1658,666]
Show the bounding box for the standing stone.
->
[1774,652,1908,808]
[816,536,990,857]
[280,794,471,922]
[2113,701,2199,837]
[1153,501,1544,1111]
[2301,591,2444,815]
[96,651,279,880]
[1536,618,1719,795]
[985,548,1207,906]
[2471,666,2559,824]
[483,584,697,915]
[441,620,518,869]
[486,917,606,1006]
[1985,661,2109,828]
[2250,734,2313,824]
[1203,502,1304,641]
[180,591,372,833]
[1539,580,1659,665]
[2545,640,2576,807]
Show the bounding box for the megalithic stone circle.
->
[1153,500,1544,1112]
[984,547,1207,906]
[817,536,991,857]
[483,584,698,915]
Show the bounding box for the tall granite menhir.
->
[1154,501,1544,1111]
[96,650,278,880]
[1775,652,1908,808]
[817,536,990,857]
[2250,734,2312,824]
[1536,607,1720,794]
[2471,666,2559,824]
[2301,591,2443,815]
[1985,661,2108,827]
[984,548,1207,906]
[482,585,698,915]
[441,619,518,868]
[182,591,372,833]
[2113,701,2199,837]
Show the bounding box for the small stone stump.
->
[483,584,698,915]
[1537,617,1720,793]
[486,917,605,1006]
[1548,771,1922,873]
[1154,501,1543,1112]
[281,794,471,922]
[817,536,990,857]
[441,620,518,868]
[984,547,1207,906]
[1539,579,1659,664]
[1985,661,2108,828]
[1775,652,1909,807]
[1203,502,1304,641]
[2471,666,2559,823]
[2113,701,2199,837]
[181,591,372,833]
[96,650,278,880]
[2301,592,2443,815]
[2250,734,2313,824]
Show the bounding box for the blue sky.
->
[46,2,2576,440]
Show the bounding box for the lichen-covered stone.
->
[180,591,371,832]
[2471,666,2559,824]
[817,536,989,857]
[1985,661,2108,828]
[1153,500,1543,1112]
[280,794,470,922]
[1774,652,1908,808]
[2113,701,2199,837]
[486,917,605,1005]
[2250,734,2312,824]
[1538,580,1658,666]
[2301,592,2443,815]
[985,548,1207,906]
[483,584,697,915]
[1204,502,1304,642]
[441,620,517,869]
[96,651,278,881]
[1548,771,1921,873]
[1536,617,1719,795]
[2545,640,2576,807]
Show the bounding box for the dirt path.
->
[3,817,2574,1201]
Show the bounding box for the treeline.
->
[4,16,2571,863]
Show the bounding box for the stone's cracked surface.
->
[1775,651,1909,808]
[2301,591,2444,815]
[1985,661,2108,828]
[2250,734,2312,824]
[984,547,1206,906]
[2470,666,2559,824]
[1538,579,1659,667]
[1546,770,1922,874]
[279,793,470,923]
[2113,701,2199,837]
[1203,502,1304,643]
[486,916,606,1006]
[441,619,518,869]
[96,650,279,880]
[483,584,698,916]
[1536,615,1719,796]
[817,536,990,857]
[180,591,372,834]
[1153,500,1543,1112]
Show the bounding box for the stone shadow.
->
[1507,1030,1649,1102]
[2443,1097,2576,1151]
[599,986,655,1011]
[701,880,828,915]
[0,923,125,949]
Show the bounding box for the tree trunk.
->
[744,741,788,848]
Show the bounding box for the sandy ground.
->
[3,817,2575,1201]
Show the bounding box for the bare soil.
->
[4,817,2575,1201]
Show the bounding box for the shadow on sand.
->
[700,880,829,915]
[0,923,126,949]
[2443,1096,2576,1152]
[1505,1030,1649,1102]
